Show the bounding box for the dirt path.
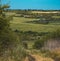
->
[25,54,54,61]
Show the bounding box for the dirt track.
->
[25,54,54,61]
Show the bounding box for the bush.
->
[33,40,44,49]
[0,5,26,61]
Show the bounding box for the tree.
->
[0,1,26,61]
[0,0,10,14]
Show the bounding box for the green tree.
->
[0,0,26,61]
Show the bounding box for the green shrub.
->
[33,39,44,49]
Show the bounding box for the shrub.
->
[33,39,44,49]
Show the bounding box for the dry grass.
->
[32,11,59,14]
[25,54,54,61]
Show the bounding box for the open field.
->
[1,0,60,60]
[32,11,60,13]
[10,17,60,32]
[52,16,60,18]
[9,12,60,61]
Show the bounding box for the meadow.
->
[7,11,60,61]
[10,16,60,32]
[0,1,60,61]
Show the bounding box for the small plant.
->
[33,39,45,49]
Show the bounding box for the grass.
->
[52,16,60,18]
[9,14,60,61]
[10,17,60,32]
[31,11,59,13]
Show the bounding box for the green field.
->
[10,17,60,32]
[52,16,60,18]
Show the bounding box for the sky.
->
[2,0,60,10]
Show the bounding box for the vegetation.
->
[10,17,60,32]
[0,1,60,61]
[7,10,60,61]
[0,1,26,61]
